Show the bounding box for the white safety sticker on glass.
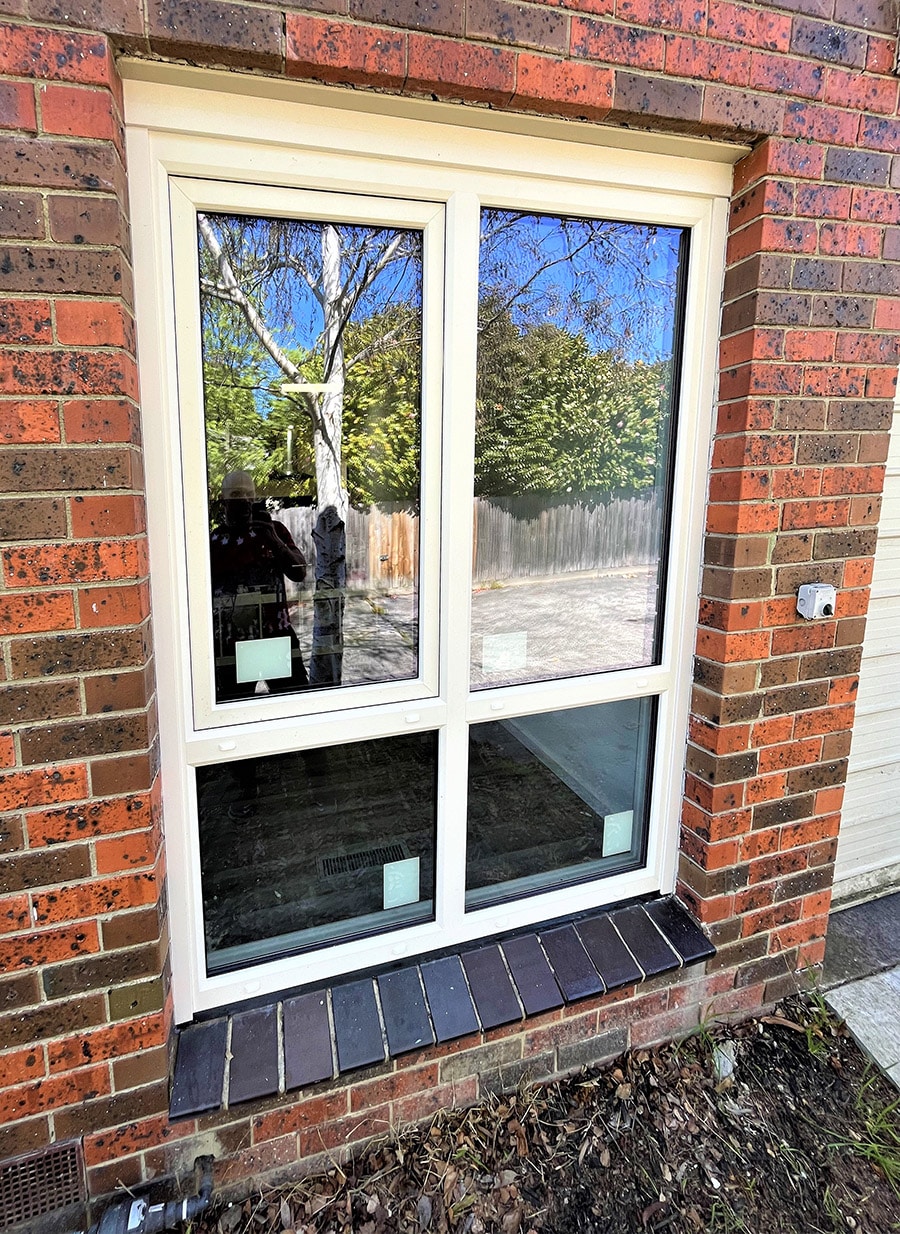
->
[383,857,420,910]
[482,632,527,674]
[602,810,634,858]
[234,635,292,683]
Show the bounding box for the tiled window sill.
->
[170,896,714,1119]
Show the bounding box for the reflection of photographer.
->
[210,470,309,701]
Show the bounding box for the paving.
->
[823,891,900,1089]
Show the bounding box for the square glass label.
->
[383,857,420,910]
[235,636,292,683]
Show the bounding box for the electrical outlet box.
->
[797,582,836,620]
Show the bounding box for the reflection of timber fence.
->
[281,494,659,591]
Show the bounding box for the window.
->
[125,71,731,1018]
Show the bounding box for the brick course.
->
[0,0,898,1212]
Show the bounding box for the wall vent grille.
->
[318,842,409,878]
[0,1141,85,1232]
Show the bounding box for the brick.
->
[101,902,163,951]
[810,295,873,328]
[148,0,282,68]
[620,0,705,31]
[350,0,462,34]
[0,1063,110,1125]
[4,541,146,588]
[0,81,36,131]
[55,300,133,349]
[467,0,567,52]
[0,246,130,297]
[0,763,87,812]
[790,17,867,67]
[42,940,162,999]
[53,1079,168,1141]
[85,667,153,715]
[571,19,664,69]
[0,921,100,972]
[48,194,126,247]
[665,35,750,86]
[0,590,74,634]
[795,183,852,219]
[0,24,114,86]
[782,100,859,147]
[19,711,151,767]
[511,53,613,119]
[0,191,42,239]
[32,865,160,925]
[823,147,891,187]
[747,50,825,101]
[0,135,120,194]
[825,70,897,117]
[91,749,157,797]
[38,83,121,144]
[0,302,52,348]
[0,679,81,726]
[0,348,138,399]
[286,16,405,88]
[407,35,515,104]
[64,398,140,444]
[706,1,792,50]
[10,627,150,679]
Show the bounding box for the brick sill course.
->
[169,896,714,1119]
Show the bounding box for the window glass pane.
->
[197,732,437,973]
[472,210,686,689]
[465,698,654,907]
[199,212,423,703]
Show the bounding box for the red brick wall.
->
[0,0,898,1207]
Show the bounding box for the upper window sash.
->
[169,179,446,730]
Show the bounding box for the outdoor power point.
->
[797,582,836,620]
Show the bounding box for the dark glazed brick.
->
[823,149,891,187]
[377,968,434,1056]
[41,943,161,1000]
[420,956,479,1042]
[332,979,385,1072]
[752,794,816,829]
[0,994,106,1046]
[0,247,127,296]
[11,629,150,679]
[0,680,80,726]
[466,0,567,51]
[613,72,702,123]
[790,17,867,67]
[461,945,521,1029]
[29,0,146,39]
[645,898,715,965]
[148,0,283,68]
[576,915,643,990]
[284,991,333,1090]
[48,195,126,247]
[501,934,563,1016]
[0,192,42,240]
[0,498,66,541]
[229,1005,279,1105]
[0,447,134,493]
[350,0,464,35]
[0,137,121,194]
[170,1018,227,1118]
[611,905,680,977]
[538,925,603,1002]
[19,713,151,765]
[0,845,90,894]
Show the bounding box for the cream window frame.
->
[125,66,735,1022]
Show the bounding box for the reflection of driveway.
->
[286,567,657,689]
[471,567,657,688]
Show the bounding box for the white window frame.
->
[124,65,735,1022]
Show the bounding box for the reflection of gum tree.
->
[198,215,420,524]
[198,214,421,685]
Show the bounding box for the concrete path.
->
[823,891,900,1089]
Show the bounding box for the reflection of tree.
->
[199,215,422,688]
[476,305,672,497]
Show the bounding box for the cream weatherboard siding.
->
[836,403,900,905]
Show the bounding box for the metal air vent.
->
[0,1140,86,1233]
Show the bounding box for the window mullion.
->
[436,191,482,937]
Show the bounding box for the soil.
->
[182,995,900,1234]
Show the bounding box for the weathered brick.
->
[0,679,81,725]
[10,627,150,679]
[19,712,152,766]
[42,940,163,999]
[0,191,42,239]
[48,194,126,247]
[0,24,114,86]
[612,71,702,123]
[0,246,130,297]
[467,0,567,52]
[790,17,867,68]
[148,0,282,67]
[0,591,74,635]
[407,34,515,103]
[286,16,405,88]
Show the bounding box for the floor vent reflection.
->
[318,842,410,879]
